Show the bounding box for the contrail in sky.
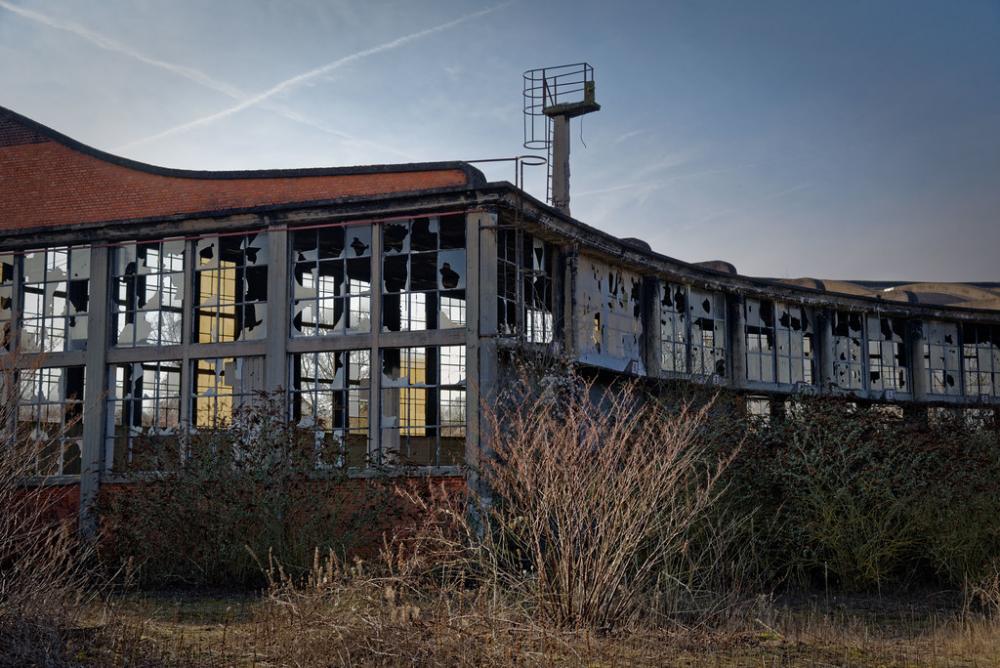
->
[0,0,243,98]
[0,0,416,159]
[118,1,512,150]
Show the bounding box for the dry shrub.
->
[98,394,403,589]
[0,353,94,665]
[470,365,738,630]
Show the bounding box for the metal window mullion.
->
[12,252,23,352]
[957,325,966,397]
[179,239,194,433]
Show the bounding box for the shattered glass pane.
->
[378,346,465,467]
[381,217,466,332]
[17,247,89,352]
[0,254,14,286]
[16,365,85,476]
[924,320,961,396]
[194,233,267,343]
[291,226,372,337]
[437,250,465,290]
[114,241,186,347]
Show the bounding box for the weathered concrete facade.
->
[2,107,998,530]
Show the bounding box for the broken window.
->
[688,289,726,377]
[496,228,555,343]
[744,299,776,383]
[21,246,90,352]
[575,258,644,371]
[192,356,264,428]
[963,407,996,430]
[291,225,372,336]
[112,240,185,347]
[775,302,814,385]
[290,350,370,468]
[745,395,772,426]
[0,253,13,349]
[928,406,961,426]
[871,404,904,419]
[867,316,908,393]
[497,228,519,336]
[962,324,1000,398]
[382,216,466,332]
[659,282,688,373]
[831,311,865,390]
[107,360,182,471]
[15,366,84,475]
[194,233,268,343]
[380,345,465,467]
[924,321,961,396]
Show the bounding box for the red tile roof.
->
[0,107,477,232]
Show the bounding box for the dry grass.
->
[78,586,1000,667]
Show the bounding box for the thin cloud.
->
[689,181,814,228]
[0,0,415,160]
[117,1,513,151]
[612,129,646,145]
[575,163,762,199]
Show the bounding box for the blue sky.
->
[2,0,998,281]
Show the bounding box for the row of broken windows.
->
[0,217,469,351]
[655,281,1000,399]
[2,343,466,477]
[104,345,466,473]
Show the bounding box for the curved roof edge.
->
[0,105,486,185]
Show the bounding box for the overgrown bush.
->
[732,399,1000,592]
[98,395,405,588]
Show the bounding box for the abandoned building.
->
[1,99,999,529]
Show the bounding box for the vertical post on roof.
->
[524,64,600,215]
[79,245,109,538]
[550,116,571,215]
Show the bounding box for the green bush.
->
[735,400,1000,591]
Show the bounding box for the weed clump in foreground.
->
[0,354,93,665]
[380,365,742,631]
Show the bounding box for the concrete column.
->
[562,246,578,359]
[79,245,109,537]
[818,309,836,393]
[178,239,195,430]
[468,210,496,501]
[368,222,383,465]
[643,277,662,378]
[909,319,929,402]
[550,115,571,215]
[728,293,747,388]
[264,227,289,393]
